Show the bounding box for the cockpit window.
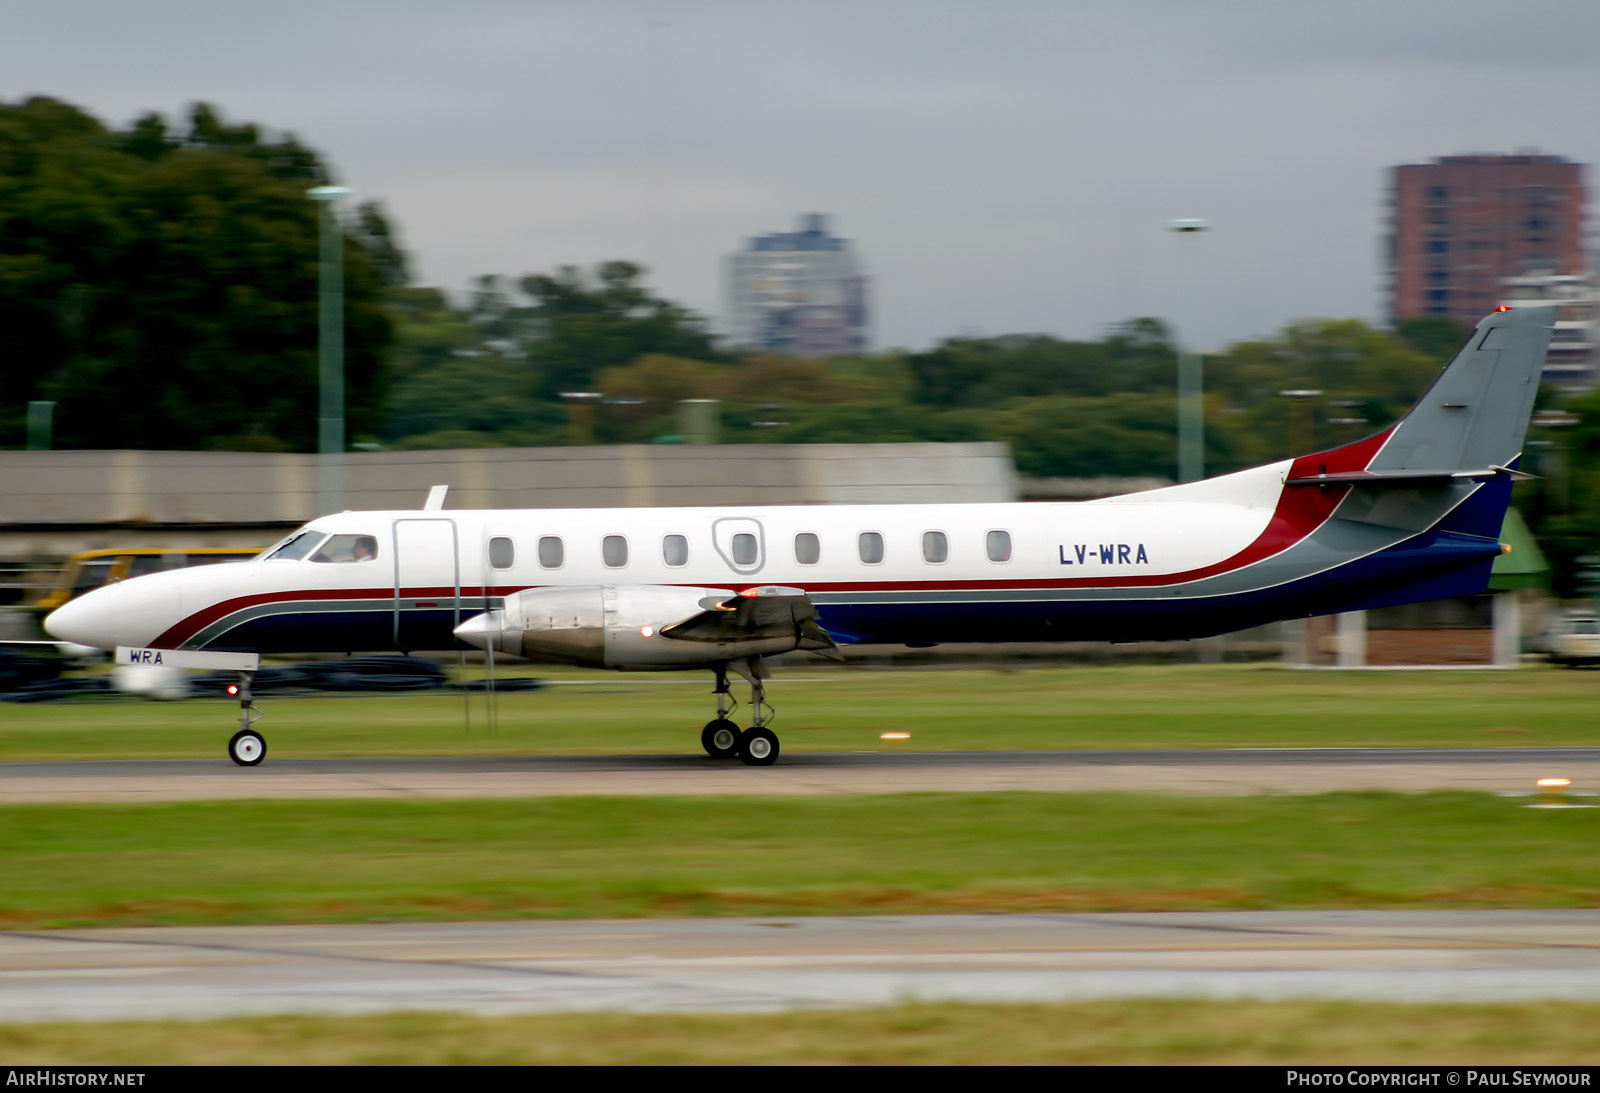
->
[265,530,325,561]
[310,534,380,563]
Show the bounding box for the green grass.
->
[2,663,1598,761]
[6,1001,1600,1065]
[3,792,1597,927]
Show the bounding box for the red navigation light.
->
[1495,305,1512,312]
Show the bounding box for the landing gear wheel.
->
[738,726,780,767]
[701,719,742,759]
[228,729,266,767]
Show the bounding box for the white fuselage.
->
[42,455,1504,659]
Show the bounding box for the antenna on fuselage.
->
[423,484,449,511]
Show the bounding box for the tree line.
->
[0,96,395,451]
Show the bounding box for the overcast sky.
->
[6,1,1598,351]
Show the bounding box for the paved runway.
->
[5,755,1597,1021]
[5,748,1599,802]
[3,911,1598,1021]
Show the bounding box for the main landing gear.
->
[227,670,266,767]
[700,659,780,766]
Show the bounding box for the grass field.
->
[2,662,1598,761]
[7,1001,1600,1065]
[4,792,1597,927]
[5,663,1597,1063]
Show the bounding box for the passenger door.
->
[392,518,460,649]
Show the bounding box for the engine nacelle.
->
[453,585,807,670]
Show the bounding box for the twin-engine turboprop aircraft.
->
[46,306,1555,767]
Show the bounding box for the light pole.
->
[25,401,54,450]
[560,392,603,446]
[307,184,351,514]
[1169,218,1209,483]
[1279,389,1323,457]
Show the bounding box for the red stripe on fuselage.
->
[159,432,1391,648]
[154,586,396,649]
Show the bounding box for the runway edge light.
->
[1522,777,1597,809]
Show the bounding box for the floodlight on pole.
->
[1279,388,1324,458]
[560,392,604,446]
[1168,218,1210,483]
[308,185,351,514]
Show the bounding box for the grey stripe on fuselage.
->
[185,597,498,649]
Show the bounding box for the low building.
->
[1500,268,1598,389]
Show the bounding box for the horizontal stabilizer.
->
[1286,465,1537,488]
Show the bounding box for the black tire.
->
[701,719,742,759]
[738,726,780,767]
[228,729,266,767]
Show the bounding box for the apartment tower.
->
[1386,152,1586,326]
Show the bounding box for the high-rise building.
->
[725,214,869,358]
[1385,153,1587,327]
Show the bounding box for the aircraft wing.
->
[660,585,843,660]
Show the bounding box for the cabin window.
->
[922,530,948,564]
[266,530,324,561]
[858,531,884,565]
[538,536,564,568]
[731,532,758,566]
[603,535,629,568]
[488,536,515,570]
[794,532,821,565]
[663,534,689,567]
[310,534,379,563]
[986,530,1012,563]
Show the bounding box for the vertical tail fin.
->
[1281,306,1554,540]
[1367,305,1554,474]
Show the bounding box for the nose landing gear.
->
[227,670,266,767]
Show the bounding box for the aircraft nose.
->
[44,586,121,649]
[44,568,204,650]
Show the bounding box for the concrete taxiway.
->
[4,748,1599,803]
[3,912,1598,1021]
